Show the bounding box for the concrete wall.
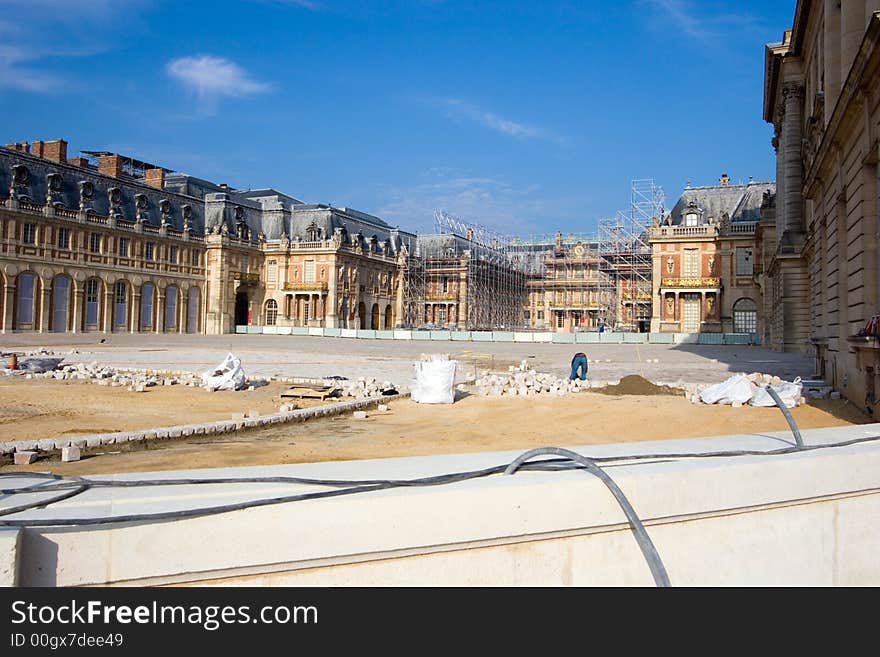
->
[4,424,880,586]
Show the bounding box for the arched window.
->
[165,286,178,331]
[187,287,200,333]
[733,298,757,333]
[265,299,278,326]
[16,272,36,328]
[141,283,154,331]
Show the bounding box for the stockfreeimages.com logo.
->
[11,600,318,632]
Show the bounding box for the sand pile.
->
[594,375,681,396]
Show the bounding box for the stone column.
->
[103,287,113,333]
[824,0,842,115]
[2,286,14,333]
[780,81,805,246]
[39,287,50,333]
[131,292,141,333]
[156,289,165,333]
[71,284,83,334]
[394,270,404,329]
[326,264,337,328]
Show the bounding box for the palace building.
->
[648,176,775,335]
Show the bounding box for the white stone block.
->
[13,451,37,465]
[61,446,81,462]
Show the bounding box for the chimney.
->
[43,139,67,163]
[98,153,124,178]
[4,142,30,153]
[68,156,88,168]
[31,140,45,158]
[720,173,730,187]
[145,168,165,189]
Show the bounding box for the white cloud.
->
[166,55,272,101]
[643,0,766,44]
[440,98,548,140]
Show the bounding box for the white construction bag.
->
[411,357,457,404]
[202,353,247,391]
[749,377,803,408]
[699,374,756,405]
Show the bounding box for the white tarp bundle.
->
[699,374,757,405]
[202,353,246,391]
[749,377,803,408]
[411,355,457,404]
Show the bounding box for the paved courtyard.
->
[0,333,816,387]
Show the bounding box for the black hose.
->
[764,384,804,448]
[504,447,670,587]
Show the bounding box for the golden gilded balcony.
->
[660,277,720,288]
[232,272,260,283]
[283,281,328,291]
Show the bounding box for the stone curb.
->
[0,393,410,456]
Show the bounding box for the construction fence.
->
[236,325,761,345]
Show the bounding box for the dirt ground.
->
[1,376,871,476]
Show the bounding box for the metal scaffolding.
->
[398,179,663,332]
[597,179,664,331]
[397,213,528,330]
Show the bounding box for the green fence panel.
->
[430,331,452,340]
[552,333,576,344]
[492,332,515,342]
[471,331,493,341]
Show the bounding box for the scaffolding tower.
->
[397,213,528,330]
[597,179,664,330]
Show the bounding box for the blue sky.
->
[0,0,795,236]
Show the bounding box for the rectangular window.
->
[22,223,36,245]
[556,312,564,328]
[190,250,200,267]
[168,245,178,264]
[145,242,155,261]
[442,276,449,293]
[89,233,101,254]
[267,260,278,284]
[537,310,544,320]
[57,227,70,250]
[304,260,316,282]
[524,310,530,320]
[85,279,99,325]
[118,237,129,257]
[736,247,753,276]
[303,300,310,321]
[683,250,699,278]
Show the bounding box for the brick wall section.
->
[98,154,124,178]
[145,168,165,189]
[42,139,67,163]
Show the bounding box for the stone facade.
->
[764,2,880,416]
[648,178,774,335]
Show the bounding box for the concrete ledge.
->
[6,424,880,586]
[0,529,21,586]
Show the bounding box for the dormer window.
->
[684,200,701,226]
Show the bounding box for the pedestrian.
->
[598,321,605,333]
[570,351,588,381]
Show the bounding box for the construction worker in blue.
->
[569,352,588,381]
